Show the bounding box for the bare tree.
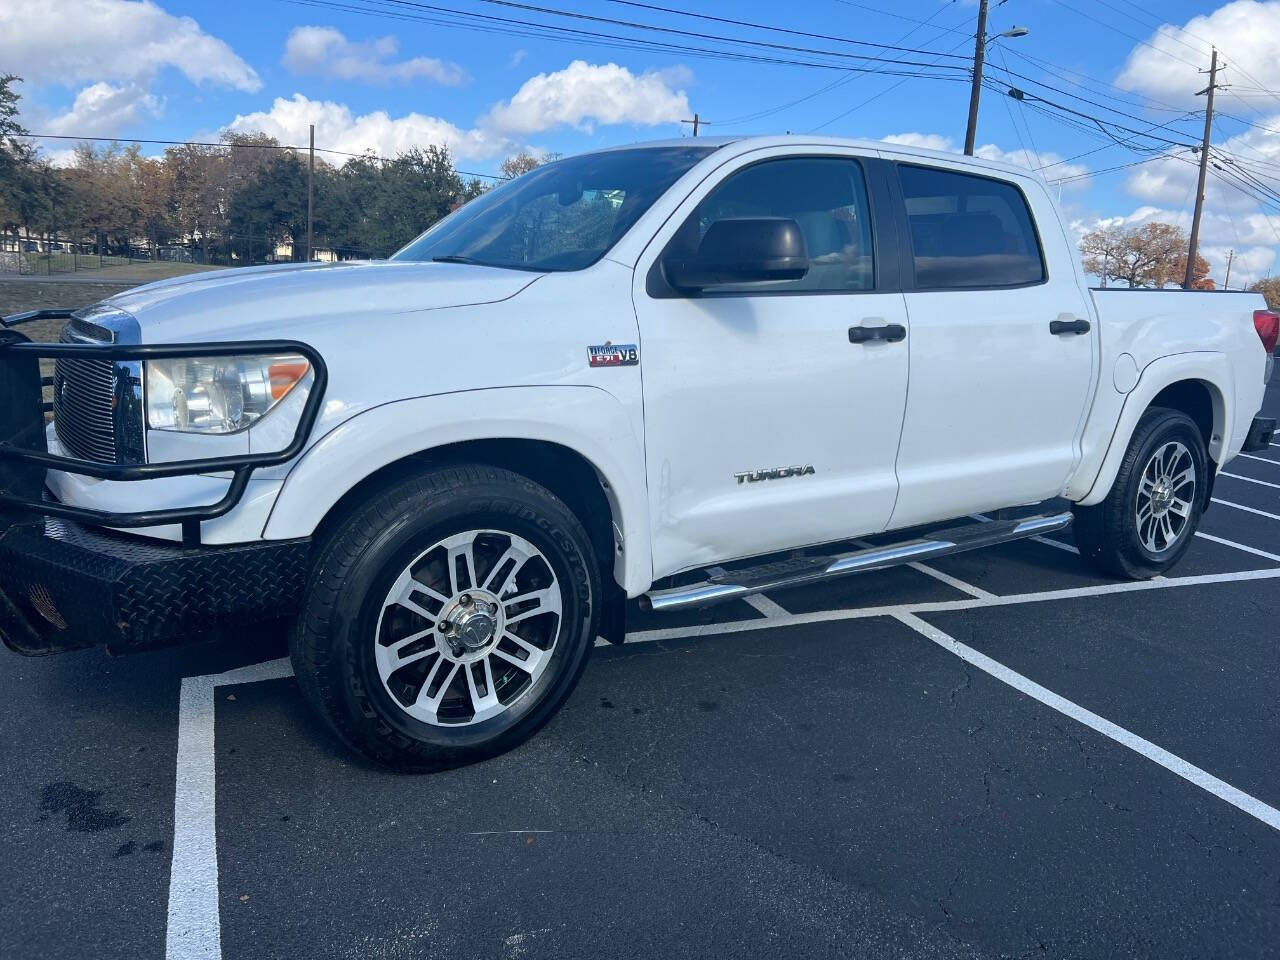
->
[1250,276,1280,310]
[1079,222,1207,288]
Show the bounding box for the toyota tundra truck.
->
[1,136,1275,769]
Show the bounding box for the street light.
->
[964,0,1031,155]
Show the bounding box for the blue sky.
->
[6,0,1280,285]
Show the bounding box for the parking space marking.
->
[1193,532,1280,563]
[894,612,1280,832]
[167,658,294,960]
[743,594,792,618]
[1238,452,1280,464]
[904,560,996,599]
[1211,497,1280,521]
[614,565,1280,645]
[1221,471,1280,489]
[852,538,994,600]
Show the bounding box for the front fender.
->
[1074,352,1232,507]
[262,385,654,595]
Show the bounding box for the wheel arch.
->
[1077,354,1232,507]
[263,388,653,595]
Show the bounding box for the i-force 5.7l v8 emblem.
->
[734,465,816,484]
[588,342,639,367]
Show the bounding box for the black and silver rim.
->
[1135,440,1196,554]
[374,529,563,726]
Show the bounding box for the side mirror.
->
[663,217,808,291]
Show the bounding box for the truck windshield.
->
[392,145,717,272]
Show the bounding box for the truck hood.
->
[103,260,543,340]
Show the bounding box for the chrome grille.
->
[53,322,118,463]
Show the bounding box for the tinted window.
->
[898,165,1045,288]
[667,157,875,293]
[393,146,715,272]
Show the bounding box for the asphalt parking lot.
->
[3,377,1278,960]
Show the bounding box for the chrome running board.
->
[639,512,1073,613]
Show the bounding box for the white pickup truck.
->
[1,136,1275,768]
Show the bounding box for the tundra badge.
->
[735,465,816,484]
[588,342,639,367]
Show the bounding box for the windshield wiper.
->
[430,255,485,265]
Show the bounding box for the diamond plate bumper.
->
[0,518,310,655]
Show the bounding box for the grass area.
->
[16,257,224,282]
[0,280,135,341]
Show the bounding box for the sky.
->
[5,0,1280,286]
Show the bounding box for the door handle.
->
[849,323,906,344]
[1049,317,1091,336]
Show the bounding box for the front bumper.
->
[0,517,310,656]
[1243,415,1276,453]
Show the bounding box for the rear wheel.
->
[1073,407,1207,579]
[291,464,600,771]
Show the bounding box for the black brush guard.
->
[0,308,328,655]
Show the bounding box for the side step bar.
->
[639,512,1073,613]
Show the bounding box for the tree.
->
[496,151,542,179]
[1079,221,1204,288]
[1250,277,1280,310]
[0,75,64,244]
[226,148,316,261]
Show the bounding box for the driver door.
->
[633,151,911,580]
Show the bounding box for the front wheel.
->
[291,464,600,771]
[1073,407,1207,579]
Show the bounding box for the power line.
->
[697,0,963,127]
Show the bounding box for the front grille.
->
[52,323,118,463]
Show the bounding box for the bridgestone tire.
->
[290,464,600,771]
[1072,407,1207,580]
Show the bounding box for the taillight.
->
[1255,309,1279,355]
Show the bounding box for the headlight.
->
[145,354,311,434]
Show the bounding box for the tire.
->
[291,463,600,771]
[1073,407,1207,580]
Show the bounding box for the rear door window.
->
[897,164,1045,289]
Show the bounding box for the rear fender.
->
[1074,352,1232,507]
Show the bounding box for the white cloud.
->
[882,132,953,151]
[44,82,162,137]
[0,0,259,92]
[880,133,1091,188]
[1117,1,1280,107]
[282,26,466,86]
[1124,113,1280,215]
[224,94,507,162]
[482,60,691,136]
[223,60,694,164]
[508,49,528,69]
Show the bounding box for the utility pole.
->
[1224,248,1234,289]
[963,0,989,156]
[681,114,700,136]
[1185,49,1220,290]
[306,123,315,263]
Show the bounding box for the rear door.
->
[633,149,911,579]
[888,162,1096,528]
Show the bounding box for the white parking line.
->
[894,612,1280,833]
[853,538,994,600]
[1220,471,1280,489]
[1211,497,1280,521]
[167,658,294,960]
[743,594,791,618]
[1238,453,1280,465]
[1195,532,1280,563]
